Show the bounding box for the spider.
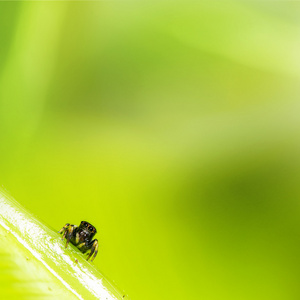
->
[59,221,98,261]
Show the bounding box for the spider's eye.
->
[89,226,93,231]
[84,223,88,227]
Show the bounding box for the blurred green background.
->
[1,1,300,299]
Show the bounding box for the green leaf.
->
[0,188,125,300]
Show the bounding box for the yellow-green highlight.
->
[1,1,300,300]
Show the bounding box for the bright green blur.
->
[1,1,300,300]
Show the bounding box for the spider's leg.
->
[58,223,70,235]
[86,239,99,261]
[91,240,99,262]
[77,242,86,250]
[65,225,76,248]
[59,223,70,240]
[75,232,80,244]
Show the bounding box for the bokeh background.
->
[1,1,300,299]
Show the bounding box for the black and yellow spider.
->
[59,221,99,261]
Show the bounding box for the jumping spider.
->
[59,221,99,261]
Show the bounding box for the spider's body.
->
[59,221,98,261]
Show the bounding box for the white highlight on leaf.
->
[0,190,122,300]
